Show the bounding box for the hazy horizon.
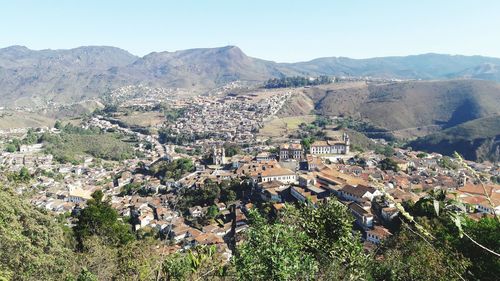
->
[3,43,500,64]
[2,0,500,62]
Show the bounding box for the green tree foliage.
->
[24,128,39,144]
[283,200,370,280]
[301,136,316,151]
[396,189,498,281]
[74,191,134,249]
[103,104,118,114]
[179,184,221,211]
[417,152,428,158]
[4,143,17,152]
[375,145,395,157]
[222,189,237,202]
[205,205,219,220]
[223,142,241,157]
[371,227,470,281]
[456,217,500,280]
[76,268,98,281]
[163,107,186,122]
[150,158,194,181]
[4,138,20,152]
[235,211,318,280]
[7,166,32,183]
[162,246,228,280]
[438,156,459,170]
[54,120,63,130]
[120,182,142,196]
[0,187,75,280]
[179,179,250,212]
[378,157,400,172]
[313,116,331,128]
[158,128,215,145]
[42,124,135,163]
[264,75,332,88]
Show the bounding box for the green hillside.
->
[408,115,500,162]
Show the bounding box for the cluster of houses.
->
[107,85,180,107]
[163,92,290,144]
[1,90,499,258]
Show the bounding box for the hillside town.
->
[1,90,499,260]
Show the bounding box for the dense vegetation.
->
[378,157,400,172]
[149,158,195,181]
[178,178,252,213]
[0,186,74,280]
[264,75,333,88]
[334,117,396,141]
[42,123,136,164]
[74,190,135,249]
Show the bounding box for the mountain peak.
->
[0,45,32,55]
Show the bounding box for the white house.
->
[366,226,392,244]
[258,167,297,184]
[338,184,382,202]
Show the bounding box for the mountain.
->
[408,115,500,162]
[286,53,500,80]
[292,79,500,132]
[111,46,293,90]
[2,45,500,107]
[0,45,138,106]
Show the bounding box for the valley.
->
[1,45,499,281]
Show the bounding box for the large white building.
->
[258,167,297,184]
[279,143,304,160]
[310,133,350,155]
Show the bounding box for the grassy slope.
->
[259,115,316,138]
[408,115,500,162]
[309,80,500,132]
[0,101,103,129]
[44,132,136,163]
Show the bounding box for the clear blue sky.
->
[1,0,499,62]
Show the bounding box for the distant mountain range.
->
[2,45,500,106]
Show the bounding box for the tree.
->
[5,143,17,153]
[435,217,500,281]
[120,182,142,196]
[151,158,195,181]
[76,268,98,281]
[375,145,395,157]
[221,189,237,203]
[162,246,228,280]
[19,166,31,182]
[301,136,315,151]
[371,227,470,281]
[379,157,399,172]
[206,205,219,220]
[8,166,32,183]
[282,200,370,280]
[54,120,63,130]
[417,152,428,158]
[235,211,318,280]
[438,156,458,170]
[74,191,134,249]
[0,186,76,280]
[223,143,241,157]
